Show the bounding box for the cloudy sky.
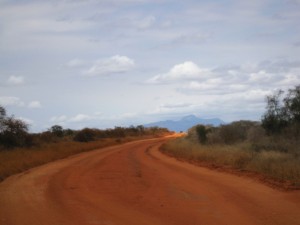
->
[1,0,300,132]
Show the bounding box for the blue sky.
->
[0,0,300,132]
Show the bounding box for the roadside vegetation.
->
[0,106,171,181]
[161,85,300,189]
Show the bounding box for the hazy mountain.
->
[144,115,224,132]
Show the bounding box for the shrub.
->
[206,121,259,145]
[49,125,64,137]
[73,128,96,142]
[187,125,209,144]
[195,125,208,144]
[247,126,265,143]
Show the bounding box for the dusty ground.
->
[1,136,300,225]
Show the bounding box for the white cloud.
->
[0,97,42,109]
[50,113,97,124]
[84,55,135,76]
[28,101,42,109]
[66,59,86,68]
[48,111,143,129]
[161,103,194,109]
[0,96,25,107]
[182,81,217,92]
[180,79,249,95]
[147,102,197,116]
[172,32,212,45]
[111,112,138,120]
[136,16,156,30]
[279,73,300,87]
[242,89,271,103]
[17,116,34,125]
[7,75,24,85]
[248,70,282,84]
[146,61,212,84]
[50,115,68,123]
[172,59,300,96]
[69,114,92,122]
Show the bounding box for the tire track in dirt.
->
[0,136,300,225]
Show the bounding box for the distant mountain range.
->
[144,115,224,132]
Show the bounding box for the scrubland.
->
[161,86,300,189]
[161,122,300,189]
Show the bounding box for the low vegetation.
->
[161,85,300,189]
[0,106,171,181]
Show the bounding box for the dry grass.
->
[0,137,142,182]
[161,138,300,188]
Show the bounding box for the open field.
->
[160,138,300,189]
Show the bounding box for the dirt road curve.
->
[1,136,300,225]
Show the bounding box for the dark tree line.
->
[0,105,171,149]
[73,125,168,142]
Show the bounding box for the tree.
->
[284,85,300,123]
[0,105,31,148]
[49,125,64,137]
[137,125,145,135]
[0,116,29,148]
[262,85,300,135]
[0,106,6,133]
[0,106,6,119]
[261,90,288,134]
[195,125,208,144]
[187,124,208,144]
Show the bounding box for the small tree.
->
[137,125,145,135]
[49,125,64,137]
[195,125,208,144]
[284,85,300,123]
[0,105,33,148]
[0,116,29,148]
[187,124,208,144]
[0,106,6,119]
[261,90,287,134]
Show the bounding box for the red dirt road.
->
[1,136,300,225]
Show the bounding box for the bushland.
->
[161,85,300,188]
